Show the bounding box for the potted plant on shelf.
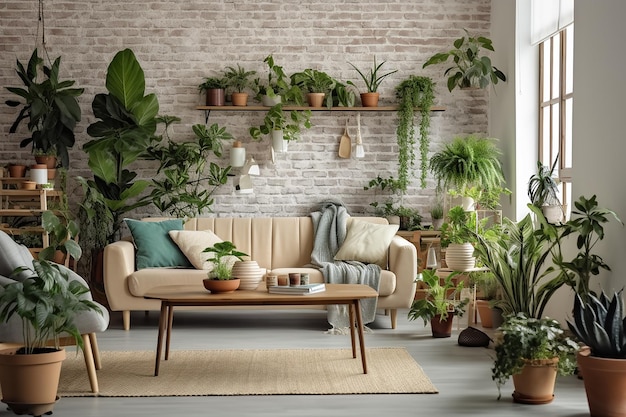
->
[422,29,507,92]
[567,290,626,417]
[253,55,303,106]
[430,201,444,231]
[5,49,84,169]
[0,259,101,416]
[39,210,82,266]
[429,134,506,211]
[408,269,469,338]
[198,76,228,106]
[290,68,337,108]
[223,64,256,106]
[528,157,564,224]
[347,56,398,107]
[492,313,578,404]
[439,205,477,271]
[395,75,435,189]
[331,81,357,107]
[202,241,249,293]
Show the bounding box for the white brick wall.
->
[0,0,491,221]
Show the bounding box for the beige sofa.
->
[104,216,417,331]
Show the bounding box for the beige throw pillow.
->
[168,230,238,271]
[334,220,399,267]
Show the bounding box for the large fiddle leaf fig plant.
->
[79,48,159,247]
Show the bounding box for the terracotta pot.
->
[8,164,27,178]
[360,92,380,107]
[307,92,326,108]
[577,347,626,417]
[511,357,558,404]
[475,299,493,328]
[35,155,57,169]
[430,314,454,338]
[231,92,249,106]
[206,88,225,106]
[19,181,37,190]
[47,168,57,180]
[203,278,240,294]
[0,347,66,416]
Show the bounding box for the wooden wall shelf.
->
[196,105,446,112]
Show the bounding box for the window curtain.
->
[531,0,574,45]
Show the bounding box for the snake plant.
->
[567,291,626,359]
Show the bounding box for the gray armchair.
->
[0,231,109,393]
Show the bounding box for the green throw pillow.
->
[125,219,192,270]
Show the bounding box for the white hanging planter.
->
[271,130,288,153]
[542,204,564,224]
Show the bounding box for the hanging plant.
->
[395,76,435,190]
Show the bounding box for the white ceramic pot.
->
[230,261,265,290]
[462,197,475,211]
[542,204,563,224]
[261,95,281,106]
[444,242,476,271]
[271,130,288,153]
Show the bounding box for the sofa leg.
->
[89,333,102,370]
[82,334,99,393]
[123,310,130,331]
[390,309,397,329]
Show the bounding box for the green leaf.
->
[105,49,146,109]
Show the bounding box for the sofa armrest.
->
[382,235,417,309]
[103,240,136,311]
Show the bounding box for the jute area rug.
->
[59,348,438,397]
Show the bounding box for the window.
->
[538,24,573,214]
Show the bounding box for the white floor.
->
[4,308,590,417]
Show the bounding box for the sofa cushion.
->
[128,268,210,297]
[125,219,191,270]
[168,230,243,272]
[334,220,399,267]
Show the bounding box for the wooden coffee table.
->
[144,283,379,376]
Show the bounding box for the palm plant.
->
[223,65,256,93]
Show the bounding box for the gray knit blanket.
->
[309,201,381,332]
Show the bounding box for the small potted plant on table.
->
[492,313,578,404]
[202,241,248,293]
[408,269,469,338]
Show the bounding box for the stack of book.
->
[268,283,326,295]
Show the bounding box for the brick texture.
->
[0,0,491,222]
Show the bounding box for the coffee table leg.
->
[165,305,174,360]
[154,302,167,376]
[348,302,356,358]
[354,299,367,374]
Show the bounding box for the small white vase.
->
[230,261,265,290]
[462,197,475,211]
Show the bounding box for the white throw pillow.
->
[334,220,399,267]
[168,230,238,271]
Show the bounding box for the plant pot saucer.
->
[3,396,59,416]
[512,391,554,404]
